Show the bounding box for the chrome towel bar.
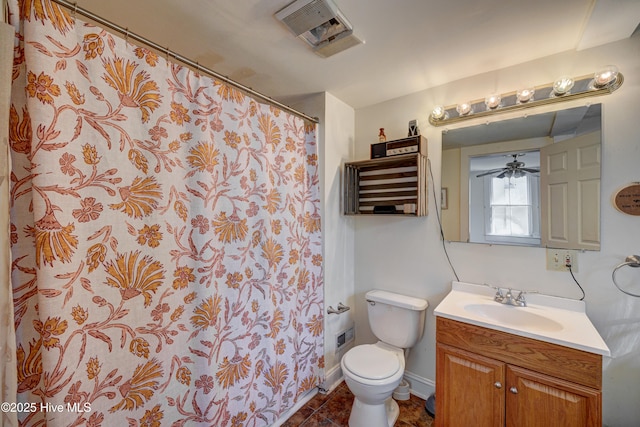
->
[327,302,350,315]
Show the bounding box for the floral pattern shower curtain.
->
[7,1,324,425]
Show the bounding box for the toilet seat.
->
[342,344,401,380]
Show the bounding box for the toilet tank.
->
[366,290,429,348]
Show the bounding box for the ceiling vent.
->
[275,0,363,57]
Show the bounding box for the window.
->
[484,175,540,245]
[467,151,541,246]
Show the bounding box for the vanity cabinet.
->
[435,317,602,427]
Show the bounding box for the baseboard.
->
[318,364,434,401]
[317,364,433,400]
[403,370,435,401]
[318,363,344,394]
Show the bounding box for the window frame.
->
[482,174,541,246]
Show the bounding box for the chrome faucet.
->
[494,288,526,307]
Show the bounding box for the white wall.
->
[352,34,640,426]
[290,92,356,390]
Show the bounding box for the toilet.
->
[341,290,428,427]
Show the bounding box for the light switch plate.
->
[546,249,578,272]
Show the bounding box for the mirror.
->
[441,104,601,250]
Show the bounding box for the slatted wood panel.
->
[344,153,428,216]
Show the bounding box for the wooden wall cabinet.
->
[343,149,428,216]
[435,317,602,427]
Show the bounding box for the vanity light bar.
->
[428,67,623,126]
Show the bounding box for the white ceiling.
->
[74,0,640,110]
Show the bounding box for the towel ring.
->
[612,255,640,297]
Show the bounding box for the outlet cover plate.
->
[546,248,578,272]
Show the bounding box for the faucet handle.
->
[515,291,527,306]
[494,287,504,302]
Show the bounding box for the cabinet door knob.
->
[509,387,518,394]
[494,382,502,389]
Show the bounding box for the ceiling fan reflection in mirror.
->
[476,153,540,179]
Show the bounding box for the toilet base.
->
[348,396,399,427]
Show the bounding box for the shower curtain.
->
[6,1,324,425]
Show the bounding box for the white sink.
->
[434,281,611,356]
[463,303,564,332]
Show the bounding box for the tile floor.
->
[281,381,434,426]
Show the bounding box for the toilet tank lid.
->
[366,290,428,311]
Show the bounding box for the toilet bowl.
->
[341,290,428,427]
[341,342,405,427]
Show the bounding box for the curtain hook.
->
[124,27,129,44]
[195,61,200,77]
[72,2,77,19]
[165,47,170,62]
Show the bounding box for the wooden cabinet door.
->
[506,365,601,427]
[436,343,505,427]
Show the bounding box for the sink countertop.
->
[434,281,611,356]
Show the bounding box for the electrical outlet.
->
[546,249,578,272]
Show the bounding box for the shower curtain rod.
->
[49,0,319,124]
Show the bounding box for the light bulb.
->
[516,88,535,103]
[594,65,619,87]
[553,76,574,95]
[456,102,472,116]
[485,94,501,110]
[431,105,447,120]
